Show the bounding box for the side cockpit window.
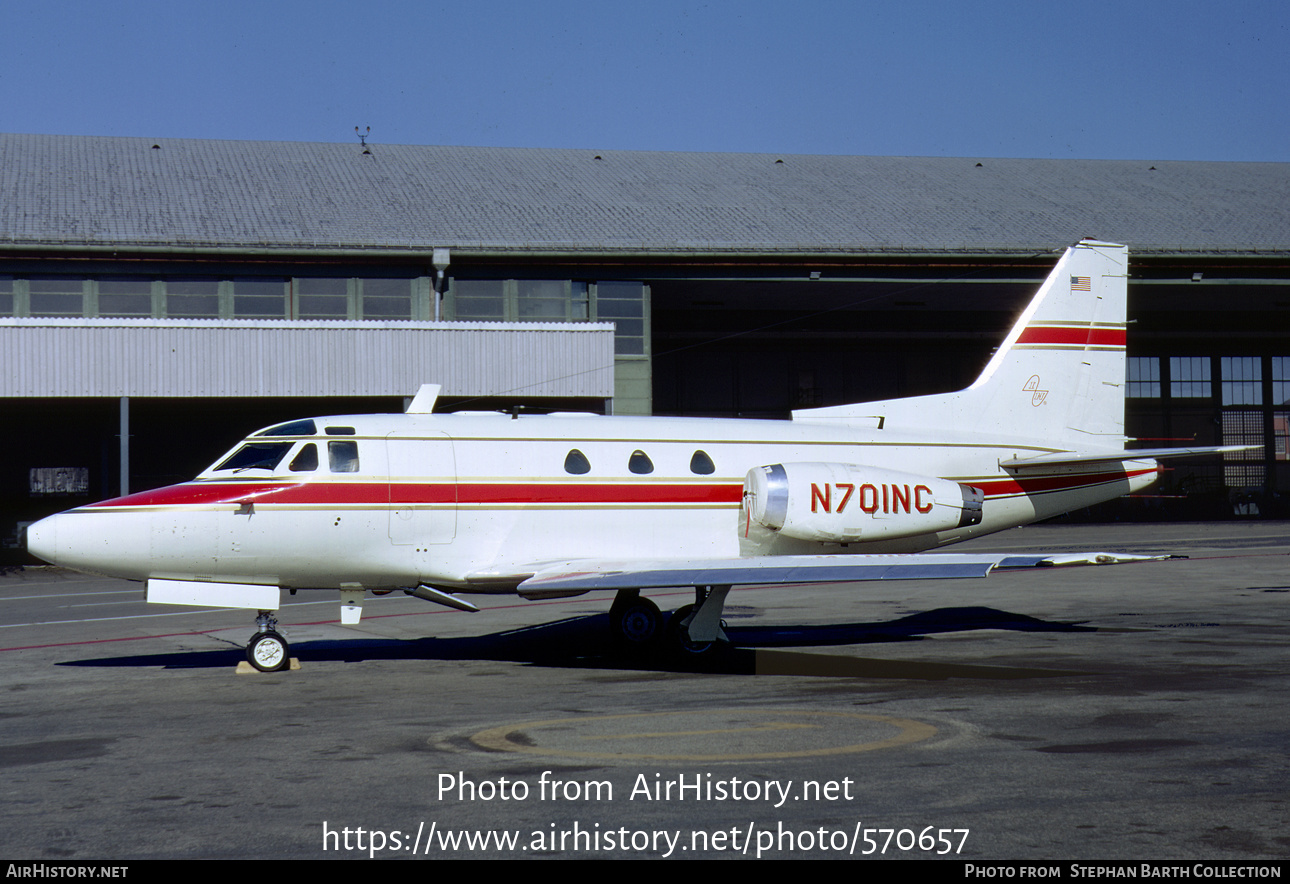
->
[328,440,360,473]
[214,442,293,472]
[289,443,319,472]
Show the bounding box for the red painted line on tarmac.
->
[0,590,695,654]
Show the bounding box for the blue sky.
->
[3,0,1286,160]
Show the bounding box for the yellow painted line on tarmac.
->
[579,722,817,741]
[471,709,936,761]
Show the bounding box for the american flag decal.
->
[1070,276,1092,291]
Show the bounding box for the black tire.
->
[665,604,716,656]
[609,595,662,650]
[246,630,289,672]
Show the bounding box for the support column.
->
[119,396,129,497]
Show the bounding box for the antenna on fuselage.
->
[406,383,441,413]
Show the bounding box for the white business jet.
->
[27,241,1229,670]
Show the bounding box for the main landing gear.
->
[608,586,731,658]
[246,611,290,672]
[608,590,663,653]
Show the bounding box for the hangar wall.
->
[0,318,614,398]
[3,134,1289,558]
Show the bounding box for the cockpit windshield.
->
[254,419,317,437]
[213,442,294,472]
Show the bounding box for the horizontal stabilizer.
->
[1001,445,1258,470]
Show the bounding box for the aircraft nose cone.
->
[25,513,61,565]
[24,509,153,580]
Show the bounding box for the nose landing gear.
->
[246,611,291,672]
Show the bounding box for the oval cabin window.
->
[628,450,654,474]
[690,450,715,475]
[564,449,591,474]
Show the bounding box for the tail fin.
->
[793,240,1129,449]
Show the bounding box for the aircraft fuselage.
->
[26,410,1159,592]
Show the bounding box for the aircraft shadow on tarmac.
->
[60,606,1093,679]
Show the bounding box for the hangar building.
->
[3,134,1289,558]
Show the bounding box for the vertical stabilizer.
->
[793,240,1129,449]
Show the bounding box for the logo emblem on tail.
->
[1023,375,1048,406]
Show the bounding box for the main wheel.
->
[609,595,662,650]
[666,604,715,656]
[247,630,289,672]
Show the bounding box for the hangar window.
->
[0,276,11,316]
[164,279,220,318]
[361,278,414,319]
[1169,357,1211,399]
[1221,356,1262,405]
[628,450,654,474]
[28,277,85,316]
[289,444,319,472]
[571,281,590,319]
[214,443,293,472]
[452,280,506,321]
[329,441,360,473]
[256,419,317,437]
[296,278,350,319]
[596,281,647,356]
[1274,357,1290,407]
[448,279,594,322]
[96,279,154,317]
[233,278,287,318]
[1126,357,1160,398]
[518,280,569,319]
[689,450,715,475]
[564,449,591,474]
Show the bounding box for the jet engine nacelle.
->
[743,462,984,543]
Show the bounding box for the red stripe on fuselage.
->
[84,482,295,508]
[80,466,1155,511]
[1017,326,1126,347]
[84,481,745,508]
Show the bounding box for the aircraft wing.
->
[512,551,1165,599]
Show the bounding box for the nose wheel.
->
[246,611,290,672]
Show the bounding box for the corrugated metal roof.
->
[1,133,1287,257]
